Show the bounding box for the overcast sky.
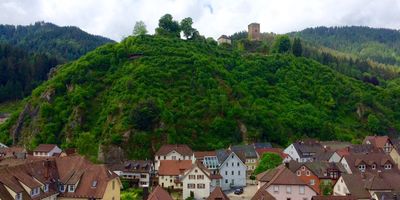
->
[1,0,400,41]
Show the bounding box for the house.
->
[207,187,230,200]
[147,185,173,200]
[363,136,393,153]
[339,152,396,174]
[194,151,219,175]
[253,143,273,150]
[252,165,317,200]
[0,146,26,160]
[0,155,121,200]
[230,144,259,172]
[158,160,192,189]
[154,144,194,171]
[372,192,400,200]
[216,149,247,190]
[217,35,231,45]
[109,160,154,188]
[320,141,352,151]
[390,139,400,170]
[288,161,346,194]
[0,142,7,148]
[181,161,214,199]
[33,144,62,157]
[283,140,324,162]
[333,172,400,199]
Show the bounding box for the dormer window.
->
[301,166,305,171]
[59,184,65,192]
[44,183,49,192]
[297,171,301,176]
[68,185,75,192]
[372,164,376,170]
[92,181,97,188]
[306,171,311,176]
[30,187,40,196]
[358,164,366,172]
[384,164,392,169]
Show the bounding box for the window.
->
[306,170,310,176]
[68,185,75,192]
[141,174,147,178]
[231,171,234,175]
[225,179,228,184]
[358,164,366,172]
[297,171,301,176]
[287,198,291,200]
[59,184,65,192]
[189,175,196,179]
[197,184,205,189]
[44,184,49,192]
[232,162,234,167]
[197,175,204,180]
[274,185,279,193]
[188,184,195,189]
[232,155,234,159]
[286,186,291,194]
[172,156,176,160]
[225,171,228,176]
[226,163,228,167]
[238,171,241,176]
[299,186,305,194]
[112,180,115,190]
[384,164,392,169]
[310,179,315,185]
[372,164,376,170]
[15,193,22,200]
[301,166,305,171]
[237,162,239,166]
[31,187,40,196]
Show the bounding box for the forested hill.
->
[1,35,400,161]
[0,22,114,61]
[0,22,114,102]
[292,26,400,66]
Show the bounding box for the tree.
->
[132,21,148,36]
[292,38,303,56]
[130,100,161,131]
[367,114,381,133]
[272,35,291,54]
[155,14,181,38]
[180,17,197,39]
[254,153,283,175]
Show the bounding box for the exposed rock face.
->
[98,144,125,164]
[11,103,39,144]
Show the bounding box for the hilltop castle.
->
[248,23,261,41]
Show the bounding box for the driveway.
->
[226,184,258,200]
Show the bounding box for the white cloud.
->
[0,0,399,41]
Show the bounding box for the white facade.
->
[155,150,194,170]
[219,152,247,190]
[113,170,150,187]
[182,166,211,200]
[333,176,350,196]
[283,144,301,162]
[33,146,62,157]
[266,184,317,200]
[0,143,7,148]
[329,152,342,163]
[340,157,353,174]
[159,175,182,189]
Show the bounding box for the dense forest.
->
[1,33,400,161]
[0,22,114,102]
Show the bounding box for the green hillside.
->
[1,35,399,160]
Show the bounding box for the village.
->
[0,135,399,200]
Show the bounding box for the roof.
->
[374,192,400,200]
[251,184,277,200]
[290,161,346,178]
[155,144,193,156]
[147,186,173,200]
[34,144,58,152]
[320,141,352,151]
[256,148,287,159]
[312,196,357,200]
[349,144,380,154]
[207,187,230,200]
[194,151,216,159]
[216,149,246,165]
[253,143,272,149]
[314,149,335,161]
[256,167,280,182]
[231,145,258,158]
[293,141,324,158]
[108,160,153,173]
[218,35,230,40]
[158,160,192,176]
[342,152,396,173]
[363,136,391,149]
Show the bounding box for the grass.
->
[0,100,24,113]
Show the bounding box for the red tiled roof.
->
[147,186,173,200]
[194,151,216,159]
[312,196,357,200]
[158,160,192,176]
[155,144,193,156]
[363,136,390,149]
[256,148,287,159]
[207,186,230,200]
[34,144,58,152]
[251,184,276,200]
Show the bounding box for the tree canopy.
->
[254,153,283,175]
[133,21,148,36]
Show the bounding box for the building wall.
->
[217,38,231,45]
[102,178,121,200]
[283,144,301,162]
[340,158,352,174]
[182,166,211,200]
[390,149,400,170]
[266,184,316,200]
[333,176,349,196]
[219,153,247,190]
[329,152,342,163]
[295,166,321,194]
[248,23,261,41]
[159,175,183,189]
[154,151,193,170]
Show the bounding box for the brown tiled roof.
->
[158,160,192,176]
[194,151,216,159]
[320,141,352,150]
[342,152,396,173]
[272,165,308,185]
[312,195,357,200]
[147,185,173,200]
[251,184,276,200]
[34,144,58,152]
[108,160,153,173]
[256,167,279,182]
[363,136,391,149]
[155,144,193,156]
[256,148,287,159]
[207,186,230,200]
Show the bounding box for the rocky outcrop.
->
[11,103,39,144]
[98,144,125,164]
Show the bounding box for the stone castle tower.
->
[248,23,261,41]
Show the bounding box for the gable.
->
[219,152,246,169]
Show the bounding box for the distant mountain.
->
[0,22,114,102]
[292,26,400,66]
[0,21,114,61]
[1,35,399,161]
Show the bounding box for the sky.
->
[1,0,400,41]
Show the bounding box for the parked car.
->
[234,188,244,195]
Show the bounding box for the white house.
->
[108,160,154,188]
[182,162,212,200]
[158,160,192,190]
[328,151,343,163]
[283,141,323,163]
[33,144,62,157]
[216,149,246,191]
[154,144,194,171]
